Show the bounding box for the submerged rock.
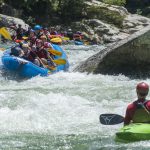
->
[74,25,150,78]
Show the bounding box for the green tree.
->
[102,0,126,6]
[58,0,86,23]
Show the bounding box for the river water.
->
[0,44,150,149]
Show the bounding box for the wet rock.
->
[74,25,150,78]
[0,14,29,30]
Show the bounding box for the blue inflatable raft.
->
[2,44,69,78]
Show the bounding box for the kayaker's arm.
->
[124,103,136,126]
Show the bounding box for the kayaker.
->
[124,82,150,125]
[34,25,43,38]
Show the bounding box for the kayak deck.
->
[115,123,150,142]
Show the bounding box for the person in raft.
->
[124,82,150,125]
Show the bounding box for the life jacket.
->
[132,100,150,123]
[22,51,37,62]
[43,42,53,49]
[29,36,37,46]
[73,34,82,40]
[36,48,47,59]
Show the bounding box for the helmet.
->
[76,31,81,34]
[136,82,149,95]
[34,25,42,30]
[68,28,72,31]
[11,46,22,56]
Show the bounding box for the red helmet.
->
[136,82,149,93]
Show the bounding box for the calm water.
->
[0,43,150,149]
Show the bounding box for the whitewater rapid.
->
[0,44,150,149]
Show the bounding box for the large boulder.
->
[0,14,29,38]
[67,0,150,44]
[0,14,29,30]
[74,25,150,78]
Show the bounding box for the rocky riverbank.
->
[1,0,150,44]
[67,0,150,44]
[74,24,150,78]
[1,0,150,78]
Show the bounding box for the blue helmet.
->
[29,29,35,33]
[34,25,42,30]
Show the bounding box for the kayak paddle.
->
[100,114,124,125]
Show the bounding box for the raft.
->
[115,123,150,142]
[2,44,69,78]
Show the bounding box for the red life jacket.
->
[36,48,47,59]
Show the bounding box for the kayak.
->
[2,44,69,78]
[74,41,84,45]
[115,123,150,142]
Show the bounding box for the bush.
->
[86,6,125,28]
[102,0,126,6]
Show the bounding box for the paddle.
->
[48,49,62,56]
[0,47,5,51]
[53,59,66,65]
[50,37,62,44]
[99,114,124,125]
[62,37,70,41]
[0,27,12,40]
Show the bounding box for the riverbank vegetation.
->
[0,0,149,26]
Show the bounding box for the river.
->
[0,43,150,149]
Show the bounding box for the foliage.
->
[125,0,150,17]
[86,6,125,28]
[1,0,86,25]
[136,9,142,15]
[102,0,126,6]
[58,0,86,23]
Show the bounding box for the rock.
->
[85,0,129,16]
[74,25,150,78]
[69,1,150,44]
[0,14,29,30]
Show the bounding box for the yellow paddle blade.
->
[53,59,66,65]
[45,65,56,71]
[22,36,28,40]
[48,49,62,56]
[84,41,90,45]
[0,27,12,40]
[62,37,70,41]
[0,47,5,51]
[50,37,62,44]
